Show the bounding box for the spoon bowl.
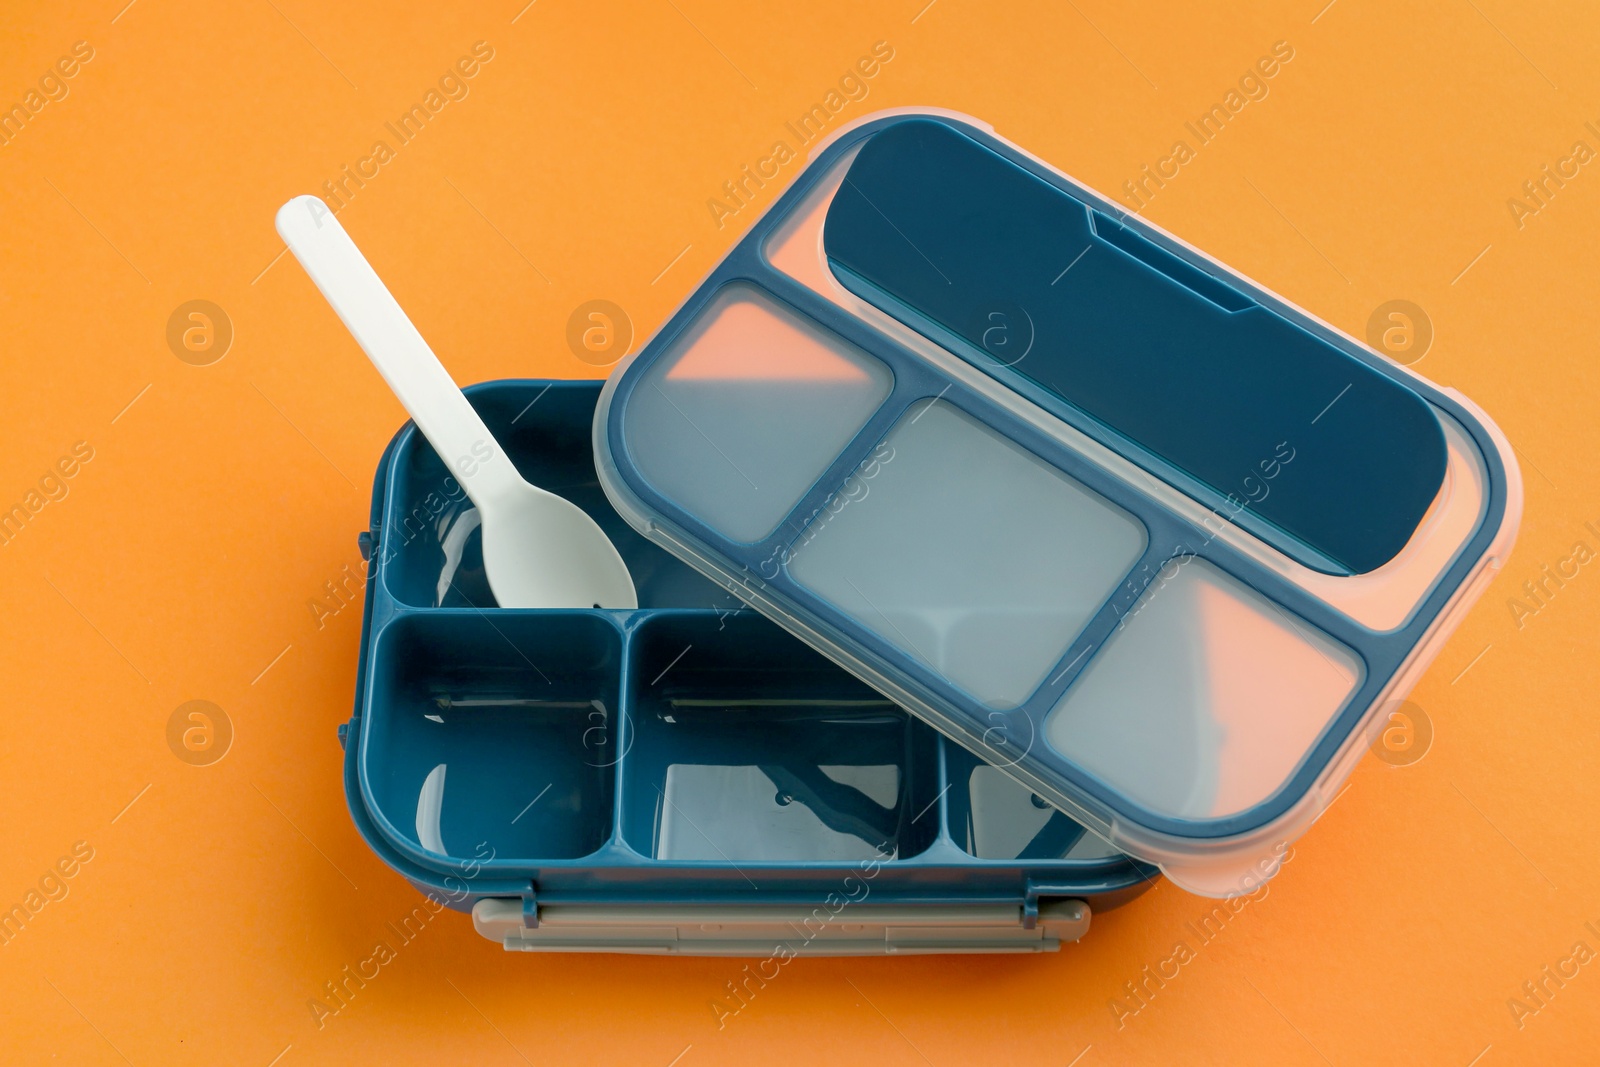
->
[480,477,637,609]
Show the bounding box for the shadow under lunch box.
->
[344,379,1158,955]
[594,109,1523,896]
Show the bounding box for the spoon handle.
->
[276,195,523,507]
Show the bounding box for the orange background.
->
[2,1,1597,1064]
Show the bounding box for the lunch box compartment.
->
[619,611,940,862]
[943,745,1122,862]
[362,611,619,862]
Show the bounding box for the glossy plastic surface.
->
[595,110,1522,894]
[346,379,1156,925]
[623,283,893,544]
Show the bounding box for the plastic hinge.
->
[1021,884,1040,930]
[521,882,539,928]
[356,529,374,562]
[336,721,349,750]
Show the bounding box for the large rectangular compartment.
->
[344,379,1156,954]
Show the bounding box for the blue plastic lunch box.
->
[593,110,1521,895]
[343,379,1157,954]
[340,107,1519,950]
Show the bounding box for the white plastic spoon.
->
[276,194,637,609]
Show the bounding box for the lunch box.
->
[594,109,1522,895]
[343,379,1158,954]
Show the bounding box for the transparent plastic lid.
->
[594,111,1521,895]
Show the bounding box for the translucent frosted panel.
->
[1045,558,1363,820]
[624,284,893,543]
[789,399,1147,709]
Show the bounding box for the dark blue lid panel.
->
[823,118,1448,575]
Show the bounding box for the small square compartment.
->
[942,745,1121,862]
[621,282,894,544]
[620,612,940,862]
[362,611,621,862]
[379,381,725,609]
